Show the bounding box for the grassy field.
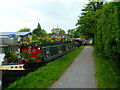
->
[94,50,119,88]
[7,46,84,88]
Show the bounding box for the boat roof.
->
[0,32,31,36]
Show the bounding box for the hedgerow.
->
[76,2,120,61]
[95,2,120,61]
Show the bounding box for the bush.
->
[22,51,31,59]
[94,2,120,61]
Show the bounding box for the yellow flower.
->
[58,38,60,40]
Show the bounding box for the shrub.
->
[94,2,120,61]
[22,51,31,59]
[37,54,43,59]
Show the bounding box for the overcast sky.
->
[0,0,112,33]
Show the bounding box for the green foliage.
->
[3,46,19,63]
[29,57,36,61]
[94,50,119,88]
[30,34,39,43]
[94,2,120,61]
[4,46,11,58]
[51,28,66,35]
[33,23,47,37]
[76,2,103,40]
[18,28,30,32]
[67,29,75,38]
[59,29,66,35]
[67,28,81,38]
[77,2,120,61]
[7,46,84,88]
[22,51,31,59]
[21,37,30,42]
[37,54,43,59]
[10,53,18,63]
[74,29,82,38]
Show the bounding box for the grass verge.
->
[94,49,119,88]
[7,46,84,88]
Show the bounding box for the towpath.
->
[51,45,97,88]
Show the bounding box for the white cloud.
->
[0,13,34,32]
[2,0,45,19]
[0,0,47,32]
[13,0,89,3]
[0,0,89,33]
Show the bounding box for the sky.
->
[0,0,112,33]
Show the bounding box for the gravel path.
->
[51,46,97,88]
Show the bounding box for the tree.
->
[51,28,60,34]
[33,23,47,37]
[76,2,104,39]
[18,28,30,32]
[59,29,66,35]
[41,29,47,36]
[51,28,65,35]
[74,29,82,38]
[67,29,82,38]
[67,29,75,38]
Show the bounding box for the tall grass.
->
[94,49,119,88]
[7,46,84,88]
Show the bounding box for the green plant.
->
[25,37,30,41]
[3,46,18,63]
[76,2,120,61]
[4,46,11,58]
[37,54,43,59]
[29,57,36,61]
[22,51,31,59]
[10,53,18,63]
[94,48,119,88]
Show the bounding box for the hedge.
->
[94,2,120,61]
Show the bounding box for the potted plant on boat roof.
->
[3,46,12,63]
[29,57,36,62]
[21,51,32,62]
[3,46,17,63]
[21,37,30,44]
[36,54,44,62]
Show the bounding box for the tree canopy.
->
[18,28,31,32]
[67,29,82,38]
[33,23,47,37]
[67,29,75,38]
[76,1,120,61]
[76,2,103,39]
[51,28,66,35]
